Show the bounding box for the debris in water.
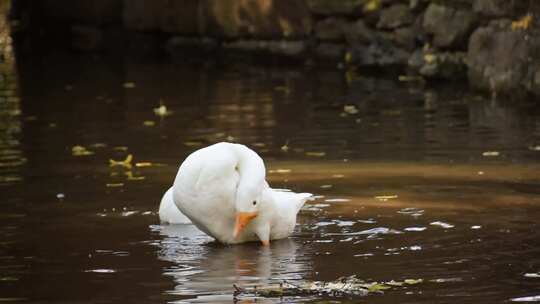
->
[320,184,333,189]
[109,154,133,169]
[135,162,153,167]
[143,120,155,127]
[123,82,136,89]
[471,225,482,229]
[56,193,65,199]
[84,269,116,273]
[153,101,172,117]
[344,105,359,115]
[524,273,540,278]
[71,145,94,156]
[529,145,540,151]
[125,171,145,181]
[430,221,455,229]
[375,195,398,201]
[106,183,124,188]
[306,151,326,157]
[482,151,500,157]
[184,141,203,147]
[233,275,423,299]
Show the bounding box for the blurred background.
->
[1,1,540,303]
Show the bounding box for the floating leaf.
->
[113,146,128,151]
[135,162,153,167]
[404,279,423,285]
[106,183,124,188]
[143,120,155,127]
[184,141,203,147]
[72,145,94,156]
[126,171,145,181]
[344,105,359,115]
[109,154,133,169]
[153,100,172,117]
[375,195,398,201]
[123,82,136,88]
[482,151,500,157]
[306,152,326,157]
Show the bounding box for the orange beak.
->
[233,212,258,239]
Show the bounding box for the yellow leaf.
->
[109,154,133,169]
[424,54,436,64]
[512,14,533,31]
[71,145,94,156]
[306,152,326,157]
[106,183,124,187]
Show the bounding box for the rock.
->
[123,0,166,31]
[349,37,410,67]
[472,0,528,18]
[201,0,312,38]
[306,0,364,16]
[393,26,416,50]
[223,40,307,57]
[423,3,476,49]
[315,18,346,41]
[411,51,467,79]
[315,43,345,60]
[165,37,219,55]
[467,20,540,95]
[343,19,376,46]
[377,4,414,29]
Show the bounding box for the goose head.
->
[233,186,264,239]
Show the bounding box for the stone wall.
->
[11,0,540,97]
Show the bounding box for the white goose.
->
[158,142,312,245]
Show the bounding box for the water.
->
[1,50,540,303]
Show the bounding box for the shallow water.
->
[1,51,540,303]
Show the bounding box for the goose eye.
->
[253,201,257,205]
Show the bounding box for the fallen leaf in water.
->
[109,154,133,169]
[72,145,94,156]
[90,143,107,148]
[529,145,540,151]
[226,135,235,141]
[113,146,128,151]
[320,184,333,189]
[281,142,289,152]
[106,183,124,188]
[375,195,398,201]
[524,273,540,278]
[398,75,424,82]
[135,162,153,167]
[306,152,326,157]
[153,100,172,117]
[344,105,359,115]
[184,141,203,147]
[143,120,155,127]
[367,283,391,292]
[252,142,266,147]
[126,171,145,181]
[482,151,500,157]
[123,82,136,89]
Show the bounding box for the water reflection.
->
[0,1,23,186]
[0,42,539,303]
[154,224,310,302]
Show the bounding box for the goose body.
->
[158,142,311,245]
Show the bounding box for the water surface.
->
[1,51,540,303]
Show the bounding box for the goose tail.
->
[158,187,192,224]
